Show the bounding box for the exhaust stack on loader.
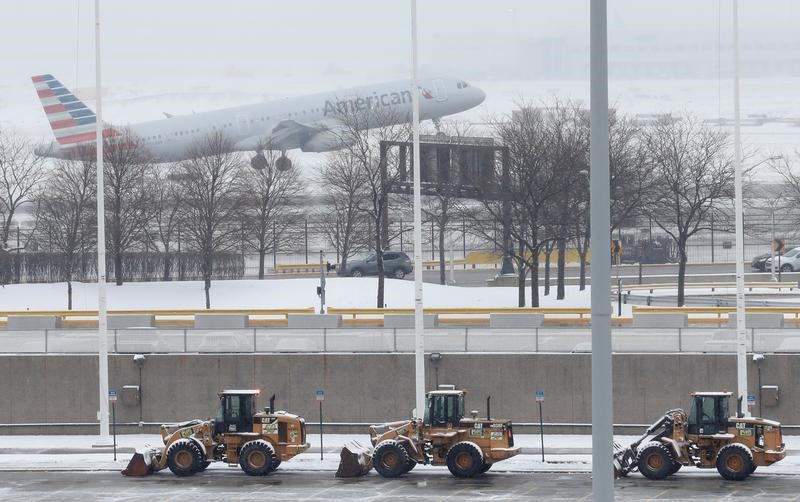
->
[613,391,785,481]
[123,390,309,477]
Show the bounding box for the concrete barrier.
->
[728,313,785,329]
[489,313,544,328]
[1,353,798,435]
[383,314,437,329]
[194,314,249,329]
[287,314,341,328]
[632,313,688,328]
[7,316,61,331]
[109,315,155,329]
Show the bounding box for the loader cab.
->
[424,389,465,428]
[215,390,259,435]
[687,392,731,436]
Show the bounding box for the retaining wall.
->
[0,353,797,435]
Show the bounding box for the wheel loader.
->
[122,390,310,477]
[614,391,785,481]
[337,386,520,478]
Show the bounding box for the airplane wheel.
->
[251,153,268,170]
[275,155,292,171]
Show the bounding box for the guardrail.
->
[632,306,800,318]
[618,281,797,294]
[1,326,798,354]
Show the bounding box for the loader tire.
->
[373,440,410,478]
[716,443,754,481]
[197,460,211,471]
[402,457,417,474]
[239,440,276,476]
[636,441,674,480]
[166,439,205,477]
[668,461,681,475]
[480,462,492,473]
[270,459,282,472]
[446,441,484,478]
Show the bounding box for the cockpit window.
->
[456,81,470,89]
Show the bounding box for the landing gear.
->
[251,152,268,170]
[250,151,292,171]
[275,153,292,172]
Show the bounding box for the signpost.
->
[611,240,622,316]
[108,389,118,460]
[315,389,325,460]
[773,239,784,282]
[535,390,545,462]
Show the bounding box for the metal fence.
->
[4,210,800,283]
[2,327,797,354]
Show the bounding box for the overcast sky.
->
[2,0,798,88]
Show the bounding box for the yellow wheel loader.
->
[614,391,786,481]
[337,386,520,478]
[123,390,310,477]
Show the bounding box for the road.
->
[265,262,763,287]
[1,470,797,501]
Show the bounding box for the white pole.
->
[732,0,749,418]
[590,0,614,499]
[94,0,110,440]
[770,210,776,281]
[410,0,426,419]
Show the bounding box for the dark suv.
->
[337,251,413,279]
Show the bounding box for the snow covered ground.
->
[0,278,604,313]
[0,433,795,474]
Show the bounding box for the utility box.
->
[122,385,140,406]
[761,385,779,407]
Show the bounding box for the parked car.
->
[337,251,413,279]
[751,252,771,272]
[764,247,800,272]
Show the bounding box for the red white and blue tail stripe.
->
[31,74,117,146]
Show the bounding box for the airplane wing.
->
[236,119,338,151]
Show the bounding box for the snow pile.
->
[0,278,598,311]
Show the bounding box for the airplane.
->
[32,74,485,170]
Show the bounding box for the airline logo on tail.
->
[31,74,117,146]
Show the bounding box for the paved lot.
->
[1,471,798,501]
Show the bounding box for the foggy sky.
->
[1,0,798,88]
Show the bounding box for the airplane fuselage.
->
[37,76,485,162]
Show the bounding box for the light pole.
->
[410,0,425,419]
[732,0,749,418]
[590,0,614,499]
[94,0,110,442]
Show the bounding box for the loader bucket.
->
[335,441,373,478]
[122,451,156,477]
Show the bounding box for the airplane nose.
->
[472,86,486,106]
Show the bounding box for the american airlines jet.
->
[32,74,485,170]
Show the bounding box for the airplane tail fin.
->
[31,74,115,147]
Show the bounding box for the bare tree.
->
[317,150,370,270]
[151,164,182,280]
[35,156,96,309]
[241,148,305,279]
[176,132,245,308]
[102,129,156,285]
[330,100,409,307]
[643,116,734,306]
[0,130,46,249]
